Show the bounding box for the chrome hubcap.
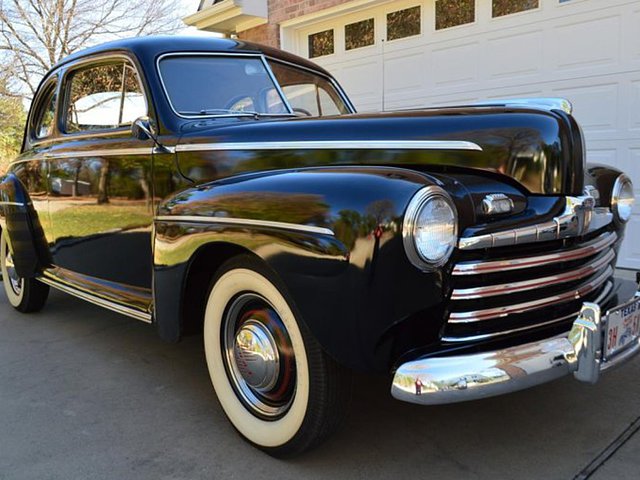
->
[223,293,296,419]
[3,246,22,296]
[233,321,280,391]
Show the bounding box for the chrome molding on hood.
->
[459,195,613,250]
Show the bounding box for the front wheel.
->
[203,256,351,457]
[1,231,49,313]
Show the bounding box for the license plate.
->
[605,296,640,359]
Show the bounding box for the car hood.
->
[176,107,584,195]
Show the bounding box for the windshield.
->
[158,54,350,118]
[158,55,291,117]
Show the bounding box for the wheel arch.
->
[0,172,50,278]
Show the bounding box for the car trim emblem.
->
[481,193,514,215]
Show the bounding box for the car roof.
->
[52,35,332,77]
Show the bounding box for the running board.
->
[38,275,152,324]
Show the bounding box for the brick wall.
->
[238,0,350,48]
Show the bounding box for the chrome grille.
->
[444,231,617,343]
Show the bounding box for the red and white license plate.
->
[605,297,640,359]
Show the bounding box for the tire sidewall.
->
[203,265,310,448]
[1,232,24,308]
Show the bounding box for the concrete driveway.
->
[1,285,639,480]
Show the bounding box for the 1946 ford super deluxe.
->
[1,36,638,457]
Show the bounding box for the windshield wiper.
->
[179,108,296,119]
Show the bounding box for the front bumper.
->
[391,283,640,405]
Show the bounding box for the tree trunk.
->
[97,160,110,204]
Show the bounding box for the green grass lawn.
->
[47,203,151,240]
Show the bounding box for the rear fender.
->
[0,173,50,277]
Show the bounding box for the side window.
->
[33,82,57,139]
[65,61,146,133]
[267,61,349,117]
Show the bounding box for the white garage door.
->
[283,0,640,268]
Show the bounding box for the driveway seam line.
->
[572,415,640,480]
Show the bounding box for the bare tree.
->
[0,0,184,97]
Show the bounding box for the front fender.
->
[0,172,49,277]
[153,166,449,371]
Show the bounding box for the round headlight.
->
[403,186,458,270]
[612,174,634,223]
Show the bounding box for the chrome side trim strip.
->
[453,231,617,276]
[448,265,613,323]
[451,249,615,300]
[459,196,612,250]
[41,147,153,160]
[444,281,613,343]
[154,215,334,236]
[0,201,26,207]
[38,276,152,323]
[175,140,483,153]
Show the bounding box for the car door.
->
[46,55,154,310]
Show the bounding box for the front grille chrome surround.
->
[446,225,617,342]
[453,231,616,276]
[449,265,612,323]
[451,248,615,300]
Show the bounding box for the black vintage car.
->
[1,36,638,457]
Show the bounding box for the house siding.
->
[239,0,350,47]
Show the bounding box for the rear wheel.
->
[1,231,49,313]
[203,256,351,457]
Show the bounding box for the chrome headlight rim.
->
[402,185,458,271]
[612,173,634,224]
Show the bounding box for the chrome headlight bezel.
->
[612,174,634,224]
[402,186,458,271]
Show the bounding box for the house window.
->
[387,6,421,41]
[345,18,374,50]
[436,0,475,30]
[308,29,334,58]
[492,0,539,18]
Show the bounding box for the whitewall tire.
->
[1,231,49,313]
[203,256,351,457]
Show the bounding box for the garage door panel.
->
[553,83,619,136]
[630,80,640,131]
[619,216,640,267]
[628,7,640,63]
[486,30,543,80]
[383,51,424,93]
[551,15,621,72]
[432,42,478,87]
[586,148,618,170]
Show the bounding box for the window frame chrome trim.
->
[451,249,615,300]
[448,265,613,323]
[453,231,617,276]
[58,53,150,138]
[154,215,334,236]
[155,52,295,119]
[175,140,482,153]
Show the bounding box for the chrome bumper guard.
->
[391,295,640,405]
